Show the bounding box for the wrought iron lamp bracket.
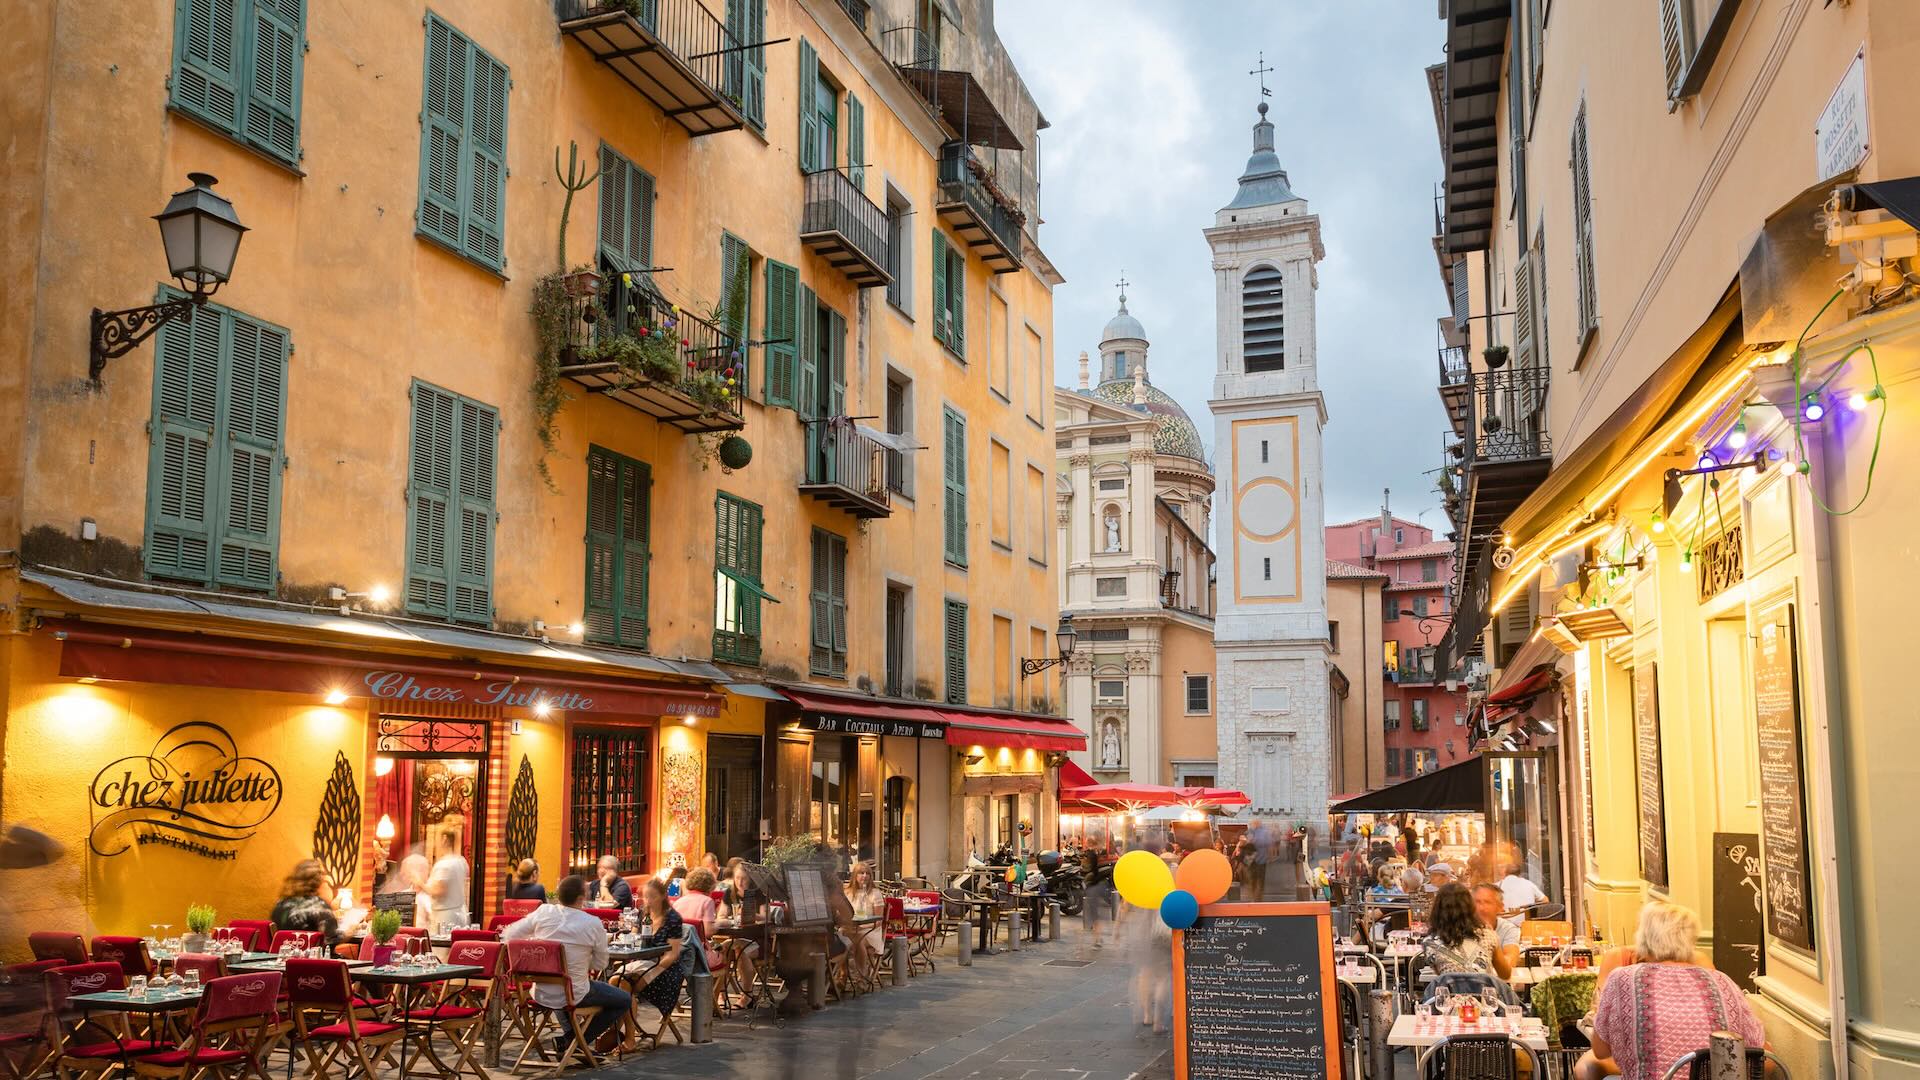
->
[1020,656,1066,678]
[90,295,203,386]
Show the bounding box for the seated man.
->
[503,875,633,1054]
[585,855,635,909]
[1471,882,1520,980]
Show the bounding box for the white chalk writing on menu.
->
[1753,609,1813,951]
[1180,915,1330,1080]
[1632,663,1668,889]
[784,867,831,926]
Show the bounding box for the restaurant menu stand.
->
[1172,902,1341,1080]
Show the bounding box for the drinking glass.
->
[1481,988,1500,1014]
[182,970,200,993]
[148,923,161,945]
[1434,986,1451,1012]
[167,973,184,991]
[128,977,147,999]
[1415,1000,1432,1018]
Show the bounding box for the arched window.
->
[1242,264,1285,372]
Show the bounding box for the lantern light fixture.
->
[89,173,248,386]
[1019,613,1079,678]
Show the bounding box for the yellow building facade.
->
[0,0,1071,949]
[1432,0,1920,1075]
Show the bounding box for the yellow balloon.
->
[1114,849,1174,909]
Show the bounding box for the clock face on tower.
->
[1232,417,1302,602]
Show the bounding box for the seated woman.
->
[1421,882,1501,978]
[1579,902,1763,1080]
[1367,861,1407,901]
[671,868,725,973]
[505,859,546,902]
[844,861,886,980]
[631,878,693,1037]
[271,859,341,946]
[718,861,762,998]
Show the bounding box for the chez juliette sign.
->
[89,722,283,860]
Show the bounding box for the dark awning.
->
[895,68,1024,150]
[1838,177,1920,231]
[1330,757,1486,814]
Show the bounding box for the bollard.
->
[1709,1031,1747,1076]
[1008,904,1022,951]
[689,972,714,1043]
[890,935,910,986]
[958,913,973,966]
[810,953,828,1009]
[1049,901,1062,943]
[1367,989,1394,1080]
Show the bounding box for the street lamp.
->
[89,173,248,385]
[1398,609,1447,643]
[1019,614,1079,678]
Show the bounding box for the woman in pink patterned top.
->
[1578,902,1765,1080]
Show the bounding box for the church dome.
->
[1101,298,1145,343]
[1091,377,1206,462]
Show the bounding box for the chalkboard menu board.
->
[782,866,833,927]
[373,890,418,926]
[1753,607,1814,951]
[1174,902,1339,1080]
[1632,663,1668,889]
[1712,832,1765,993]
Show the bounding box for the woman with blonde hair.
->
[844,861,886,980]
[1578,902,1764,1080]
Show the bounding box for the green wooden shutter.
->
[810,530,832,674]
[847,92,865,189]
[763,260,797,407]
[451,397,497,622]
[743,0,765,127]
[406,382,457,617]
[720,232,750,393]
[618,456,650,645]
[464,45,509,269]
[829,533,847,671]
[584,448,620,643]
[948,243,965,357]
[145,302,224,583]
[598,144,630,270]
[418,15,469,251]
[943,408,966,565]
[796,284,818,419]
[172,0,243,132]
[213,314,287,590]
[245,0,302,162]
[930,229,949,348]
[944,600,967,704]
[740,499,764,659]
[827,308,846,417]
[796,37,818,173]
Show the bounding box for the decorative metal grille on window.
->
[568,729,649,875]
[376,717,487,754]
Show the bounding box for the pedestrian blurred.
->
[1242,822,1269,899]
[1081,847,1116,948]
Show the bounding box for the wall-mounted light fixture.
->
[90,174,248,386]
[1019,614,1078,679]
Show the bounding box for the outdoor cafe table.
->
[225,955,372,973]
[351,962,484,1079]
[711,923,776,1019]
[957,897,1000,955]
[1334,962,1377,986]
[1388,1013,1551,1053]
[67,986,206,1060]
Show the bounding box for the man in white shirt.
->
[502,875,630,1050]
[1471,882,1521,979]
[425,832,471,930]
[1498,864,1551,914]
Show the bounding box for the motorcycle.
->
[1036,850,1085,916]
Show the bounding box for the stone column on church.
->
[1065,653,1095,772]
[1128,444,1152,560]
[1068,449,1092,604]
[1126,649,1161,784]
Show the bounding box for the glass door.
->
[1484,750,1560,905]
[370,717,489,925]
[704,734,762,863]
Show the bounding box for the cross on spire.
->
[1249,51,1274,97]
[1115,271,1129,306]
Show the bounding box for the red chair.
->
[170,954,226,986]
[266,931,321,955]
[48,963,175,1080]
[485,914,521,933]
[501,900,541,918]
[404,941,498,1080]
[884,895,936,976]
[28,933,87,964]
[0,970,55,1080]
[88,937,152,979]
[283,960,399,1080]
[131,971,282,1080]
[506,940,606,1076]
[223,922,273,954]
[448,929,497,944]
[584,908,625,930]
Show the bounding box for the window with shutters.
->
[723,0,766,130]
[719,232,752,395]
[1507,30,1528,213]
[1383,596,1399,621]
[405,381,497,624]
[1570,103,1599,357]
[597,144,657,340]
[762,259,798,408]
[931,230,966,359]
[885,372,912,496]
[143,292,288,591]
[1527,0,1544,117]
[885,192,912,313]
[795,38,842,175]
[1412,699,1430,732]
[416,14,509,272]
[1384,700,1401,731]
[809,529,849,677]
[942,407,967,566]
[1241,264,1285,371]
[1660,0,1740,106]
[713,492,769,665]
[168,0,304,165]
[583,446,651,649]
[1513,248,1535,376]
[1526,225,1549,415]
[943,599,967,705]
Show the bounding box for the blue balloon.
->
[1159,888,1200,930]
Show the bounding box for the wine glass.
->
[1434,985,1452,1013]
[1480,987,1500,1016]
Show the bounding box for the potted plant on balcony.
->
[1482,344,1510,369]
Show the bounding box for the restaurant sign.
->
[1695,525,1744,603]
[797,713,948,740]
[89,722,283,860]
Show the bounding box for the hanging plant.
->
[529,269,582,489]
[1482,344,1510,369]
[718,434,753,470]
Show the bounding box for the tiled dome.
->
[1091,378,1206,462]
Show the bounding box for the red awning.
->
[1058,759,1099,791]
[1486,663,1556,705]
[1059,782,1250,812]
[777,688,949,725]
[50,620,722,716]
[941,710,1087,752]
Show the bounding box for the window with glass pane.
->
[1411,699,1429,731]
[1384,700,1401,729]
[568,728,649,874]
[714,492,766,664]
[811,735,847,853]
[1422,559,1438,581]
[1185,675,1209,713]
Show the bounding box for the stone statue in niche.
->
[1104,510,1122,552]
[1100,718,1123,768]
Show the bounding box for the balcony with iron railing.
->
[556,267,745,434]
[801,422,892,519]
[801,169,891,288]
[556,0,746,136]
[937,142,1023,274]
[1438,344,1471,437]
[1459,363,1552,545]
[883,26,1025,155]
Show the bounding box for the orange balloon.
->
[1175,848,1233,905]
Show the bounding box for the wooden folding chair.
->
[131,971,282,1080]
[505,941,606,1077]
[402,940,499,1080]
[282,960,399,1080]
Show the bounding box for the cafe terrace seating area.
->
[0,865,1073,1080]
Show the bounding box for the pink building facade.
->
[1325,509,1471,783]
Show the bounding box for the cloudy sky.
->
[999,2,1450,529]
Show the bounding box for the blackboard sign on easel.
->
[1753,607,1814,951]
[1711,832,1765,993]
[1173,902,1339,1080]
[1632,663,1669,889]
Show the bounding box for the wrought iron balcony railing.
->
[937,142,1022,273]
[800,169,891,288]
[558,266,745,434]
[1467,365,1552,465]
[1438,345,1470,387]
[801,421,892,519]
[556,0,746,137]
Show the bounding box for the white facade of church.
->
[1206,102,1334,832]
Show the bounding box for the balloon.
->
[1160,889,1199,930]
[1114,850,1174,909]
[1175,848,1233,905]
